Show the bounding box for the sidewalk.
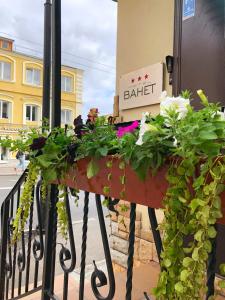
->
[0,159,23,176]
[19,261,160,300]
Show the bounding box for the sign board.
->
[119,63,163,110]
[183,0,195,20]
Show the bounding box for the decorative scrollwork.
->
[91,194,115,300]
[58,190,76,273]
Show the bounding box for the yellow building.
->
[0,37,83,160]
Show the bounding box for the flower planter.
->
[64,156,225,225]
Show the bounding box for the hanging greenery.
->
[1,90,225,299]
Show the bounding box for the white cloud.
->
[0,0,117,118]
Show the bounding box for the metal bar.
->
[42,0,52,124]
[25,197,34,292]
[34,260,39,289]
[18,272,22,296]
[126,203,136,300]
[0,200,10,299]
[206,224,217,299]
[41,184,58,300]
[79,192,89,300]
[11,186,21,298]
[148,208,162,261]
[51,0,61,128]
[63,273,68,300]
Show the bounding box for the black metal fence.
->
[0,169,162,300]
[0,172,44,299]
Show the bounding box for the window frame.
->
[61,75,73,93]
[0,61,12,81]
[25,67,41,86]
[61,109,72,124]
[2,41,9,50]
[0,100,10,119]
[25,104,39,122]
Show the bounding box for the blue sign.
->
[183,0,195,20]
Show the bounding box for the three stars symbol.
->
[131,74,149,83]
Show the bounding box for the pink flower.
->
[117,120,139,138]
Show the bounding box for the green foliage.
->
[154,94,225,299]
[2,90,225,299]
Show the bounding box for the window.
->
[2,41,9,49]
[61,75,73,92]
[26,105,38,121]
[26,68,41,86]
[61,109,72,124]
[0,100,10,119]
[0,61,11,81]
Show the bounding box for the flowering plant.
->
[1,90,225,299]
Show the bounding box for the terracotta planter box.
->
[64,157,225,225]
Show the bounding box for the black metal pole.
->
[42,0,52,126]
[51,0,61,127]
[41,1,61,299]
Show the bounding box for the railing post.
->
[0,200,10,299]
[42,0,61,297]
[41,184,58,300]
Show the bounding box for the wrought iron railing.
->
[0,168,162,300]
[0,171,45,300]
[0,166,219,300]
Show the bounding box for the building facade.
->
[111,0,225,272]
[0,36,83,160]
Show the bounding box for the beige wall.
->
[116,0,175,122]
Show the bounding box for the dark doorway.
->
[173,0,225,108]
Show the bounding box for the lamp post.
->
[41,1,61,299]
[42,0,52,126]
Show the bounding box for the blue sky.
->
[0,0,117,118]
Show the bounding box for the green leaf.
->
[199,131,217,140]
[103,186,110,195]
[119,161,126,170]
[37,155,53,168]
[120,175,126,185]
[220,264,225,276]
[106,161,113,168]
[182,257,193,267]
[208,226,217,239]
[43,168,57,182]
[98,147,108,156]
[87,159,99,179]
[218,280,225,289]
[192,248,199,261]
[120,191,125,199]
[175,282,184,293]
[194,230,203,242]
[164,259,172,268]
[180,270,189,282]
[189,198,205,213]
[213,196,221,209]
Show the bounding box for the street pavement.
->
[0,168,111,289]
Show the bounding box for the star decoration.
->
[138,76,142,81]
[131,79,135,83]
[145,74,149,80]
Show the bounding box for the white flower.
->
[214,111,225,120]
[160,91,190,120]
[136,112,158,146]
[173,137,178,147]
